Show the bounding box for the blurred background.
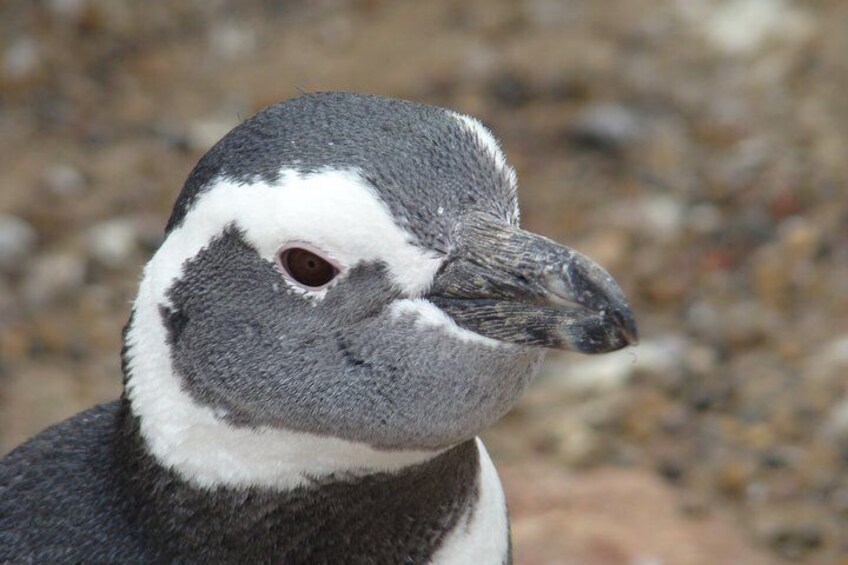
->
[1,0,846,563]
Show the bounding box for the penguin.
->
[0,92,637,564]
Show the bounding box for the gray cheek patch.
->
[163,228,543,450]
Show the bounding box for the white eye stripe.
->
[144,168,444,307]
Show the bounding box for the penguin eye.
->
[278,247,339,290]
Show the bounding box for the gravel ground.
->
[1,1,847,562]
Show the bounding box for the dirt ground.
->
[2,1,847,563]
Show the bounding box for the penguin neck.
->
[121,308,442,491]
[115,401,481,562]
[121,381,442,491]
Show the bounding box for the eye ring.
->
[276,243,341,291]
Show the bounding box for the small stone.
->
[42,163,86,197]
[84,218,139,268]
[556,336,686,394]
[777,216,821,261]
[686,203,723,235]
[765,521,824,560]
[47,0,88,23]
[568,103,644,152]
[486,72,533,108]
[22,253,86,307]
[657,459,686,483]
[685,300,722,341]
[822,397,848,443]
[805,334,848,382]
[723,300,780,347]
[0,277,20,330]
[2,37,41,82]
[682,0,816,55]
[208,23,257,61]
[715,457,755,498]
[608,194,685,242]
[546,417,605,468]
[0,214,37,272]
[557,351,635,394]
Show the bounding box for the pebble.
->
[208,23,257,61]
[21,253,86,308]
[822,398,848,444]
[0,214,37,272]
[777,215,821,261]
[568,103,644,152]
[686,203,723,235]
[46,0,88,23]
[804,334,848,382]
[555,351,635,394]
[42,163,86,197]
[760,519,825,560]
[680,0,816,55]
[547,416,605,468]
[554,336,687,394]
[0,278,19,329]
[607,194,685,242]
[84,218,139,268]
[486,72,533,108]
[2,37,41,82]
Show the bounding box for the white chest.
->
[430,438,510,564]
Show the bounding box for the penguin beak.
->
[426,213,638,353]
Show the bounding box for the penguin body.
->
[1,403,500,563]
[0,92,635,563]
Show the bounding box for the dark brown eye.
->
[279,247,338,289]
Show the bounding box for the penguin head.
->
[124,93,636,470]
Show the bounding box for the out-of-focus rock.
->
[686,202,723,235]
[545,416,605,468]
[84,217,139,269]
[777,215,821,261]
[554,351,635,394]
[805,334,848,383]
[568,103,645,152]
[486,71,532,108]
[605,194,685,242]
[22,253,86,308]
[47,0,88,24]
[822,397,848,444]
[723,300,780,347]
[42,163,86,197]
[0,214,37,273]
[2,37,41,82]
[522,0,576,28]
[0,277,20,329]
[678,0,816,55]
[753,508,827,561]
[208,23,257,61]
[553,336,687,394]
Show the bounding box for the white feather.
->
[430,439,510,564]
[391,298,502,348]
